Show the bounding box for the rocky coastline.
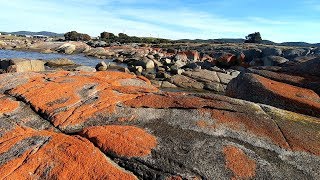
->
[0,37,319,179]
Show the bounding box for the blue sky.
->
[0,0,319,42]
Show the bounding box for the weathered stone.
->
[45,58,76,67]
[56,43,76,54]
[0,58,45,73]
[170,74,204,90]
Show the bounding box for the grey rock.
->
[170,75,205,90]
[262,56,289,66]
[45,58,76,67]
[74,66,96,72]
[262,47,282,57]
[56,43,76,54]
[0,58,45,73]
[243,48,262,62]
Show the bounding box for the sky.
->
[0,0,319,43]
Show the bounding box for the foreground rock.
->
[0,71,319,179]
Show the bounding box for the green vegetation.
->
[64,31,91,41]
[245,32,262,43]
[99,31,171,44]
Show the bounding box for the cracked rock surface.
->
[0,71,319,179]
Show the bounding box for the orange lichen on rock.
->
[0,95,19,115]
[0,126,137,179]
[209,109,290,149]
[254,74,320,115]
[223,145,257,179]
[80,125,157,157]
[8,71,158,129]
[124,93,216,109]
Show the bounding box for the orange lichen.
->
[208,109,290,149]
[223,145,257,179]
[80,125,157,157]
[8,71,158,129]
[254,74,320,116]
[124,93,213,109]
[0,126,137,179]
[0,96,19,115]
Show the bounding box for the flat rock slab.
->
[0,71,319,179]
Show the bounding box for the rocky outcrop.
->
[169,69,240,93]
[0,58,45,73]
[0,71,319,179]
[226,72,320,117]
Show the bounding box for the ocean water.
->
[0,49,108,67]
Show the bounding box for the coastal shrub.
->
[64,31,91,41]
[100,32,117,42]
[245,32,262,43]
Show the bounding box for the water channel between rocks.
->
[0,49,119,67]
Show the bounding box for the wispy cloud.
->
[0,0,319,43]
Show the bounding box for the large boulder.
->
[0,71,319,179]
[284,57,320,77]
[217,52,245,67]
[182,50,200,61]
[243,48,262,62]
[0,58,45,73]
[56,43,76,54]
[45,58,76,67]
[174,52,188,62]
[247,68,320,95]
[226,72,320,117]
